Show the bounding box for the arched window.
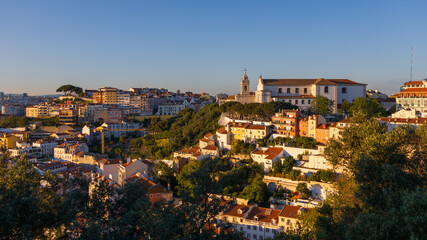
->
[287,88,291,93]
[278,88,282,93]
[304,88,308,93]
[295,88,299,93]
[324,86,329,93]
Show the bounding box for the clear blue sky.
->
[1,0,427,95]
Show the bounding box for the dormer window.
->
[254,216,259,221]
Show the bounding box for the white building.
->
[251,146,285,172]
[220,71,367,113]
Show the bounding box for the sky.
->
[1,0,427,96]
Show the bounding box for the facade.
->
[251,147,285,172]
[58,101,79,125]
[118,159,153,186]
[271,109,300,138]
[229,122,250,141]
[244,125,268,143]
[220,72,366,114]
[218,202,308,240]
[93,108,124,123]
[298,115,326,139]
[393,79,427,112]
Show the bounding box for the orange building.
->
[271,109,300,138]
[315,124,330,145]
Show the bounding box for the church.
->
[219,71,367,113]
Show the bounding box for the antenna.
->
[410,46,413,82]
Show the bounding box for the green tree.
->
[341,99,351,114]
[241,174,269,206]
[296,183,311,199]
[282,156,295,173]
[349,97,386,118]
[310,96,334,116]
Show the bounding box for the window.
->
[288,100,291,103]
[302,100,305,104]
[287,88,291,93]
[247,225,250,229]
[240,227,243,231]
[308,100,311,104]
[324,86,329,93]
[253,226,257,230]
[304,88,308,93]
[278,88,282,93]
[253,234,257,239]
[342,87,347,94]
[295,100,298,104]
[295,88,299,93]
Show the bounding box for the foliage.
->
[56,84,84,96]
[0,154,240,239]
[272,156,295,175]
[132,103,222,159]
[310,169,335,183]
[294,136,317,148]
[310,96,334,116]
[229,139,255,155]
[240,174,269,206]
[0,115,28,128]
[349,97,386,118]
[303,122,427,239]
[220,101,297,120]
[296,183,311,199]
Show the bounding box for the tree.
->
[155,161,175,188]
[349,97,386,118]
[310,96,334,116]
[296,183,311,199]
[273,159,283,174]
[341,99,351,114]
[241,174,269,206]
[282,156,295,173]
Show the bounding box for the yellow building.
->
[228,122,250,141]
[0,134,18,149]
[244,125,268,143]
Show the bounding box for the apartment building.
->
[271,109,300,138]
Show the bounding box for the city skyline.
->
[1,0,427,95]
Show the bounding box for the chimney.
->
[127,158,131,164]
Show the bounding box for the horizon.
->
[2,1,427,96]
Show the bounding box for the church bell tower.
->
[240,69,250,94]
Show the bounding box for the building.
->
[251,147,285,172]
[244,125,269,143]
[118,159,153,186]
[215,127,231,150]
[0,134,18,149]
[220,71,367,113]
[271,109,300,138]
[329,118,353,140]
[315,124,330,145]
[299,115,326,139]
[218,202,309,240]
[93,108,124,123]
[58,101,79,125]
[229,122,250,141]
[125,172,173,204]
[393,79,427,112]
[93,87,118,104]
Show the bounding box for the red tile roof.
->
[246,125,266,130]
[279,205,306,219]
[216,127,228,134]
[252,147,284,160]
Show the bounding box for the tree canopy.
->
[310,96,334,116]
